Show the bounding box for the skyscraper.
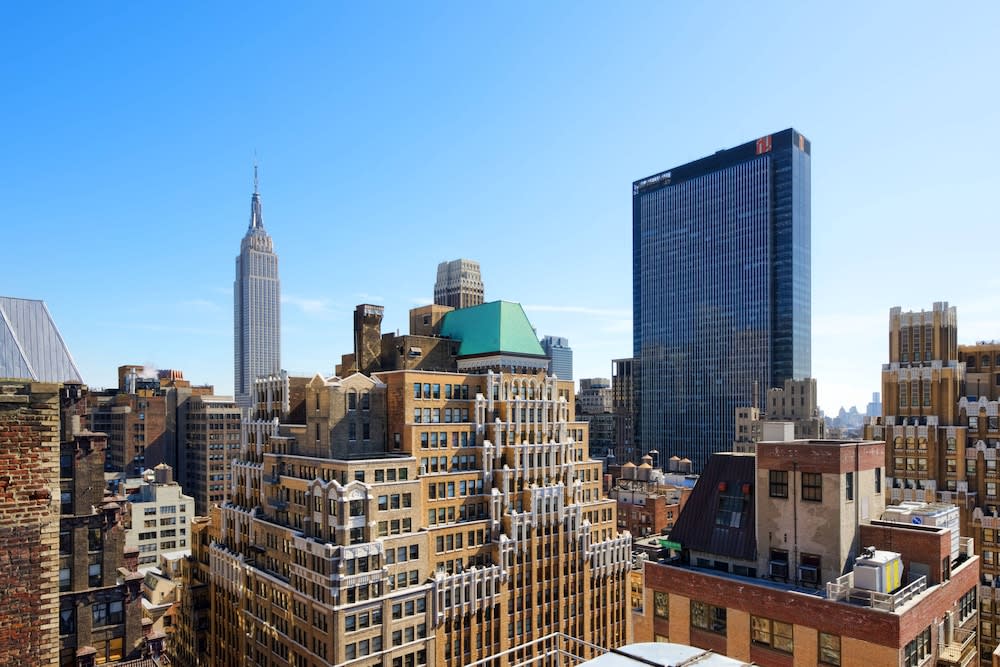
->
[633,129,811,470]
[540,334,573,380]
[434,258,484,309]
[234,168,280,408]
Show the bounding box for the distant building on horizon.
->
[632,129,812,471]
[433,258,484,310]
[866,390,882,417]
[541,335,573,380]
[234,168,281,408]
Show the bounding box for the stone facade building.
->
[234,169,281,408]
[434,258,484,310]
[865,302,1000,663]
[206,301,631,667]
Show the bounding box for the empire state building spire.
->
[249,163,264,231]
[235,165,281,408]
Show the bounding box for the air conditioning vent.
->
[768,560,789,579]
[799,564,819,585]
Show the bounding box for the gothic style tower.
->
[234,167,280,408]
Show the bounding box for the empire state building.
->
[234,169,280,408]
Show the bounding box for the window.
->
[845,472,854,501]
[801,472,822,501]
[751,616,793,653]
[769,470,788,498]
[690,601,726,634]
[903,627,930,667]
[960,587,977,620]
[716,490,746,528]
[818,632,840,666]
[89,562,102,587]
[653,591,668,619]
[875,467,881,493]
[59,605,75,635]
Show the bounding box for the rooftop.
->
[438,300,546,358]
[0,296,83,383]
[464,634,749,667]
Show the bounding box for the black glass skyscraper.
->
[632,129,811,471]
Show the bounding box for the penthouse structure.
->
[640,439,979,666]
[208,300,631,666]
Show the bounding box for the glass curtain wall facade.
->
[632,129,811,470]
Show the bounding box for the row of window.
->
[768,469,881,501]
[377,493,413,511]
[414,383,473,400]
[654,593,842,664]
[421,454,480,475]
[427,477,485,498]
[427,502,490,525]
[419,431,477,448]
[413,407,471,423]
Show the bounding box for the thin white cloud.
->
[282,295,335,317]
[600,319,633,334]
[523,304,631,318]
[180,298,222,312]
[357,292,385,303]
[123,323,228,337]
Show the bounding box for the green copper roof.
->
[439,301,546,358]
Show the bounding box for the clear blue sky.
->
[3,2,998,414]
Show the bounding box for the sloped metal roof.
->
[438,300,546,358]
[0,296,83,383]
[669,452,757,561]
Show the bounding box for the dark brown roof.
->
[669,452,756,562]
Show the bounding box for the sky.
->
[2,2,999,415]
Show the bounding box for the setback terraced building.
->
[208,301,631,667]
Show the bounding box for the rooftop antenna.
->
[253,151,259,194]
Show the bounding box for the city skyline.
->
[3,3,1000,415]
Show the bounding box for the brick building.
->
[612,358,636,464]
[59,416,147,665]
[176,394,241,515]
[640,440,979,666]
[609,457,691,538]
[1,297,164,666]
[0,380,63,667]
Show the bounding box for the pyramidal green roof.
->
[439,301,546,358]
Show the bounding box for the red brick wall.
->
[0,381,61,667]
[860,522,951,585]
[758,441,884,474]
[646,556,979,651]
